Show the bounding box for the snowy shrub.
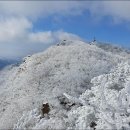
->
[55,62,130,130]
[13,107,68,130]
[67,106,96,129]
[13,109,41,130]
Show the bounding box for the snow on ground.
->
[0,40,130,129]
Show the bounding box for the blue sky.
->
[0,1,130,59]
[33,13,130,47]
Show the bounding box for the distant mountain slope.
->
[0,40,129,129]
[0,59,14,69]
[0,60,7,69]
[94,41,130,55]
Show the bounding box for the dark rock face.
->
[41,103,50,117]
[90,121,97,129]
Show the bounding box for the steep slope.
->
[0,40,129,129]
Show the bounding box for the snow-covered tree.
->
[66,62,130,129]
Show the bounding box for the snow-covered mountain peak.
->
[0,40,130,129]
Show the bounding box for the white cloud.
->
[0,17,80,44]
[0,1,130,22]
[29,30,81,44]
[29,31,55,44]
[0,17,32,42]
[0,1,86,19]
[0,17,80,59]
[88,1,130,23]
[103,1,130,22]
[54,31,81,41]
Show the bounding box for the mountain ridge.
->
[0,40,130,129]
